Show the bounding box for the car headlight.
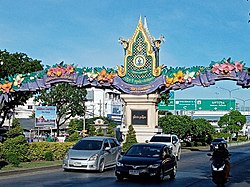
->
[64,153,69,160]
[148,164,160,169]
[116,161,124,167]
[89,154,98,161]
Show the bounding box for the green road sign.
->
[158,100,174,110]
[175,99,195,110]
[196,99,236,111]
[169,91,174,100]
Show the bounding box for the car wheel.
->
[116,174,124,181]
[99,159,105,173]
[157,168,165,182]
[169,165,177,180]
[63,168,71,172]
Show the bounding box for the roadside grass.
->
[0,160,62,173]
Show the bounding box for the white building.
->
[85,88,123,124]
[3,87,124,129]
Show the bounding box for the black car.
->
[115,143,177,182]
[210,138,227,151]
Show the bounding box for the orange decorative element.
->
[165,77,174,87]
[173,70,185,83]
[97,69,116,84]
[0,81,14,93]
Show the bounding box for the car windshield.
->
[150,136,171,143]
[126,145,161,158]
[213,139,224,142]
[72,140,103,150]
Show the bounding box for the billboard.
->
[35,106,57,127]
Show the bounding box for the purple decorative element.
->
[27,81,39,91]
[199,73,210,87]
[112,76,165,95]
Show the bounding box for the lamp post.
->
[216,87,240,98]
[233,97,250,111]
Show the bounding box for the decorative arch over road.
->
[0,17,249,104]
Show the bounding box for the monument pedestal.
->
[120,93,162,143]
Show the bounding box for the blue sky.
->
[0,1,249,106]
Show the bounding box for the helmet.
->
[218,142,226,150]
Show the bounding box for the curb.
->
[0,165,61,177]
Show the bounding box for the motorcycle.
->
[207,153,231,186]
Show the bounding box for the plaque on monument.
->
[131,110,147,125]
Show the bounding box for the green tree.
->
[1,118,28,166]
[5,118,23,138]
[192,118,215,143]
[218,110,246,137]
[106,125,115,137]
[67,119,83,135]
[158,115,193,139]
[96,127,104,136]
[34,83,87,136]
[122,124,137,152]
[88,124,96,136]
[65,131,80,142]
[0,50,43,127]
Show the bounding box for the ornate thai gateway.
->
[0,17,249,142]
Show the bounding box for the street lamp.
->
[216,87,240,98]
[233,97,250,111]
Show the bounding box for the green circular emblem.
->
[134,55,145,68]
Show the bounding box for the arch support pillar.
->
[120,93,162,143]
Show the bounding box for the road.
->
[0,143,249,187]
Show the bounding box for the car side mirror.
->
[172,140,177,144]
[145,140,149,143]
[207,153,212,156]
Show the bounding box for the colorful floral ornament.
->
[47,64,75,77]
[165,76,174,87]
[234,61,243,72]
[0,81,14,93]
[219,61,235,75]
[173,70,185,83]
[84,72,98,82]
[211,60,243,75]
[97,69,116,84]
[184,71,195,83]
[13,74,24,87]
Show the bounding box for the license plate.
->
[73,162,82,166]
[129,170,139,175]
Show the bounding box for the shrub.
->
[27,142,74,161]
[5,152,20,167]
[122,125,137,152]
[1,135,29,162]
[44,151,54,161]
[194,142,203,146]
[65,131,80,142]
[185,141,194,147]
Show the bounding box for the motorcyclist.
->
[212,142,231,180]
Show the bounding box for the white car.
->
[149,134,181,161]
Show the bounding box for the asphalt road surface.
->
[0,143,249,187]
